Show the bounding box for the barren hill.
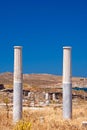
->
[0,72,86,88]
[23,74,61,86]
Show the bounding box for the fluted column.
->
[63,46,72,119]
[13,46,23,122]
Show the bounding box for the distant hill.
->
[0,72,13,85]
[0,72,86,88]
[0,72,60,86]
[23,73,61,86]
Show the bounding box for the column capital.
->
[63,46,72,49]
[14,46,22,49]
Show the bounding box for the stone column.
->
[63,46,72,119]
[28,92,31,97]
[53,93,56,101]
[13,46,23,122]
[45,93,49,105]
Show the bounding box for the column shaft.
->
[13,46,23,122]
[63,46,72,119]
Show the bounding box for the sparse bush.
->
[13,120,31,130]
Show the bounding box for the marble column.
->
[13,46,23,122]
[45,93,49,105]
[53,93,56,101]
[63,46,72,119]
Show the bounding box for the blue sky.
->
[0,0,87,76]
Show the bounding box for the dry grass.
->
[0,100,87,130]
[0,110,13,130]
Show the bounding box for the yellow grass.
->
[0,101,87,130]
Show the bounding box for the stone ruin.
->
[23,91,60,107]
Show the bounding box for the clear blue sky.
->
[0,0,87,77]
